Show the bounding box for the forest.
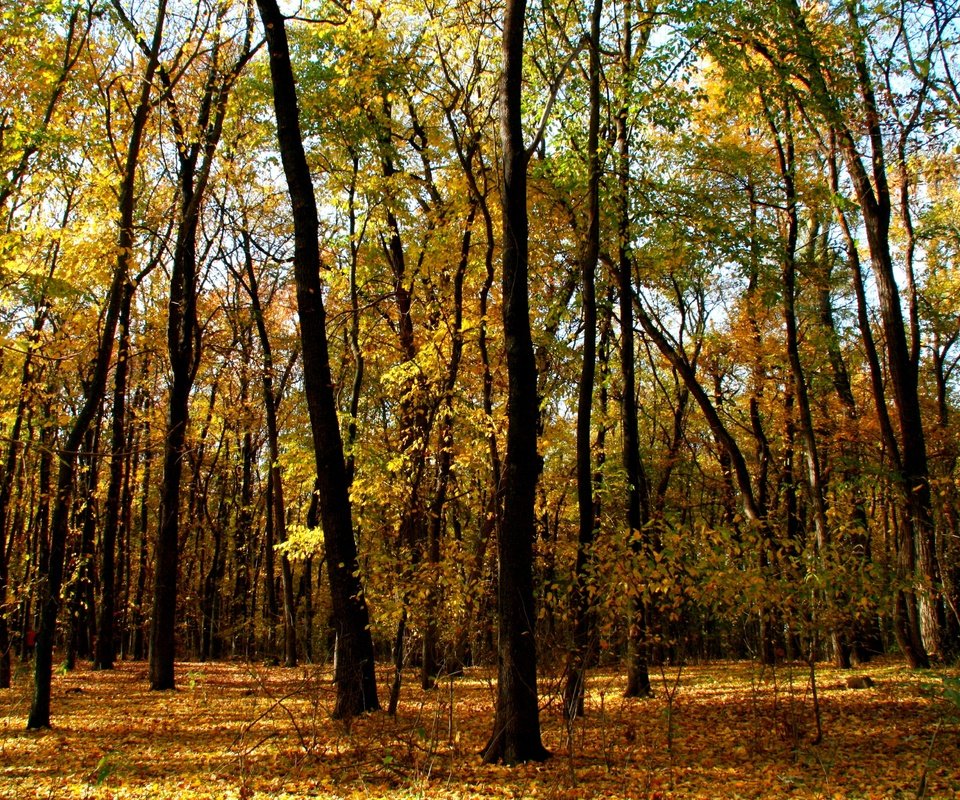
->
[1,0,959,786]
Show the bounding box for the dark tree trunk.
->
[27,2,166,728]
[241,230,298,667]
[131,395,153,662]
[263,465,278,660]
[149,7,250,686]
[0,294,51,687]
[257,0,378,717]
[95,280,135,669]
[565,0,603,721]
[150,159,200,689]
[423,202,474,687]
[299,557,313,662]
[615,0,655,699]
[377,104,437,690]
[481,0,548,764]
[67,424,101,669]
[782,0,933,667]
[233,421,254,658]
[116,412,137,660]
[200,489,228,661]
[762,95,842,663]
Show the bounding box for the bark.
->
[761,94,840,663]
[149,8,252,686]
[27,1,166,728]
[150,171,198,688]
[94,280,135,669]
[565,0,603,721]
[130,392,153,662]
[376,100,438,690]
[781,0,934,666]
[618,0,653,699]
[232,363,254,659]
[481,0,548,764]
[257,0,378,717]
[66,424,101,669]
[0,291,52,686]
[242,231,297,667]
[423,202,474,687]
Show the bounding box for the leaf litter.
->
[0,658,958,799]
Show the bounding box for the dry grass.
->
[1,656,958,798]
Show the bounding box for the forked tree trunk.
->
[94,280,135,670]
[616,0,655,699]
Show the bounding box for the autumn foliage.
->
[1,0,960,784]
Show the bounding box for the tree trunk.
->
[0,294,51,687]
[781,0,933,667]
[94,280,136,670]
[67,424,101,670]
[257,0,378,717]
[565,0,603,721]
[481,0,548,764]
[150,159,200,689]
[27,2,166,727]
[242,230,298,667]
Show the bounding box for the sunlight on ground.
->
[1,658,958,798]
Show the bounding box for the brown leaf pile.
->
[1,657,957,798]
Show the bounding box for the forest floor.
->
[0,656,958,799]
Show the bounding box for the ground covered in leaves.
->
[1,656,958,799]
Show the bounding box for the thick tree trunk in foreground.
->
[481,0,548,765]
[257,0,378,717]
[150,151,199,691]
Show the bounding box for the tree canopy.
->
[0,0,958,761]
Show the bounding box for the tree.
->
[481,0,549,764]
[27,0,168,729]
[256,0,379,718]
[564,0,603,721]
[134,0,253,691]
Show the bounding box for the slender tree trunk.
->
[27,2,166,727]
[423,202,474,687]
[232,323,254,658]
[66,424,101,670]
[242,231,298,667]
[148,7,250,685]
[482,0,548,764]
[616,0,655,698]
[0,295,51,687]
[762,95,842,663]
[565,0,603,720]
[782,0,933,667]
[131,392,153,662]
[94,280,135,669]
[257,0,378,717]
